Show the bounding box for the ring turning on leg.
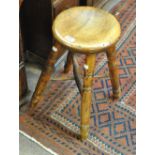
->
[80,54,96,139]
[30,45,61,109]
[106,45,121,99]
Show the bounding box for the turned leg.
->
[80,54,96,140]
[106,45,121,99]
[30,43,61,109]
[64,51,72,73]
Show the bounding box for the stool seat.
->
[30,6,121,140]
[52,7,121,53]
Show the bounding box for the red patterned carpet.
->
[20,0,136,154]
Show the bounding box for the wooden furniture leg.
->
[64,51,72,73]
[80,54,96,140]
[30,45,61,109]
[106,45,121,99]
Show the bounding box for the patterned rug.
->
[20,0,136,154]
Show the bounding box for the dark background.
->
[20,0,87,60]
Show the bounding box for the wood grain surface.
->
[53,6,121,53]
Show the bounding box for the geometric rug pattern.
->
[20,0,136,154]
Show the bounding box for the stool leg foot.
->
[64,52,72,73]
[30,45,61,109]
[107,45,121,99]
[80,54,96,140]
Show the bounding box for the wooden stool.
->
[30,6,121,140]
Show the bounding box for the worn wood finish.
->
[80,54,96,139]
[72,54,83,94]
[106,45,121,99]
[30,42,63,109]
[64,52,73,73]
[52,7,121,139]
[52,7,121,53]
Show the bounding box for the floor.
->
[19,133,53,155]
[19,0,121,155]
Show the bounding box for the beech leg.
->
[30,44,61,109]
[106,45,121,99]
[80,54,96,140]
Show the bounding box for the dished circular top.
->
[52,7,121,53]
